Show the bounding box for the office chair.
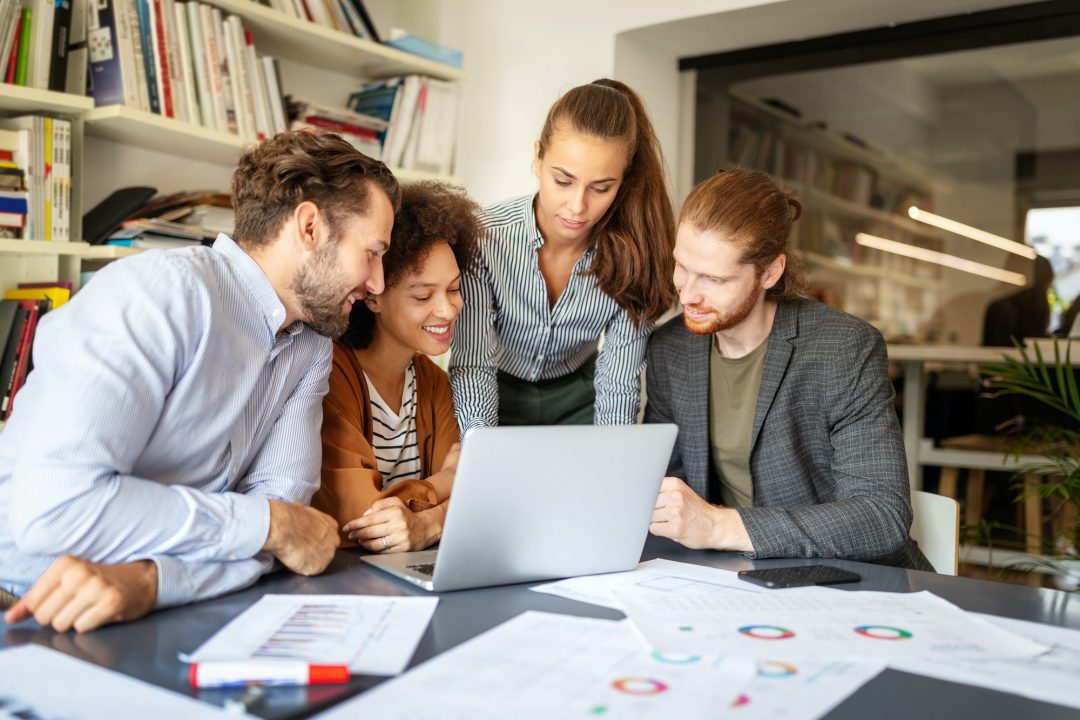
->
[911,490,960,575]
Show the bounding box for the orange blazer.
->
[314,341,460,546]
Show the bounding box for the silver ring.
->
[382,537,389,550]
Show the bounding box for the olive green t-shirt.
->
[709,338,769,507]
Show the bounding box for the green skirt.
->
[497,354,596,426]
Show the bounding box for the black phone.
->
[737,565,861,589]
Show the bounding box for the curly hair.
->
[231,130,401,249]
[340,181,483,349]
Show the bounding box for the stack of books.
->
[0,284,70,419]
[286,96,386,159]
[348,75,458,175]
[0,0,87,94]
[88,0,289,141]
[0,117,72,242]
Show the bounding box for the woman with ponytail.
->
[450,79,675,429]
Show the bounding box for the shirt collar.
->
[525,194,596,261]
[212,234,300,337]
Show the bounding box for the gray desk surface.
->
[2,537,1078,719]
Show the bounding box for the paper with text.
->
[614,588,1049,658]
[0,645,235,719]
[182,594,437,675]
[530,558,763,610]
[890,613,1080,710]
[312,611,757,719]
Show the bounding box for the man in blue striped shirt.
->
[0,132,398,632]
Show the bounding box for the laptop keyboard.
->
[406,563,436,576]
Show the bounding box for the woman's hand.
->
[342,498,445,553]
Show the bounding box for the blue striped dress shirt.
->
[449,195,652,430]
[0,235,332,607]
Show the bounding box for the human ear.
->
[761,254,787,291]
[532,139,542,180]
[293,201,320,252]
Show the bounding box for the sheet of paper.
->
[614,588,1049,658]
[312,611,758,719]
[890,613,1080,710]
[0,645,235,719]
[183,594,437,676]
[530,558,763,610]
[724,658,886,719]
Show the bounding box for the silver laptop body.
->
[361,423,678,591]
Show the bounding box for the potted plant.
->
[981,340,1080,590]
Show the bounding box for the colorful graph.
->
[611,677,669,695]
[738,625,796,640]
[854,625,913,640]
[253,603,354,660]
[758,660,798,677]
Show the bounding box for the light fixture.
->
[907,206,1037,259]
[854,233,1027,286]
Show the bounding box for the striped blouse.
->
[366,362,422,487]
[449,194,652,430]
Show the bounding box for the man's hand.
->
[3,557,158,633]
[343,498,444,553]
[263,501,340,575]
[650,477,753,551]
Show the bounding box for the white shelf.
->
[202,0,465,81]
[0,238,142,259]
[802,251,944,290]
[84,104,463,184]
[0,83,94,115]
[85,105,250,163]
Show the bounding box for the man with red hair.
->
[645,169,930,570]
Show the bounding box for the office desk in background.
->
[888,342,1080,492]
[2,537,1078,720]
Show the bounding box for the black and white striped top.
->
[366,362,421,487]
[449,194,652,430]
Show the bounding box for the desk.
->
[887,342,1080,492]
[2,538,1078,719]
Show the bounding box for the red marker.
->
[188,661,350,688]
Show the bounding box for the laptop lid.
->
[363,423,677,592]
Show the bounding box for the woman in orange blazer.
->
[315,181,481,553]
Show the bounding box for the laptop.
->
[361,423,678,591]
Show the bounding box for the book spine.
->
[86,0,124,106]
[3,302,40,419]
[160,0,184,121]
[14,7,31,86]
[111,0,140,107]
[173,1,199,127]
[47,0,72,90]
[149,0,172,116]
[122,0,149,109]
[4,14,21,84]
[135,0,160,113]
[243,29,269,140]
[186,2,214,129]
[261,55,286,135]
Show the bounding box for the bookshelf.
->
[200,0,466,82]
[724,91,948,341]
[0,1,465,300]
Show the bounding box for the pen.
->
[189,661,350,688]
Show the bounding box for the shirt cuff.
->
[220,494,271,561]
[152,556,189,608]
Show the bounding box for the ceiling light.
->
[907,206,1037,259]
[854,233,1026,286]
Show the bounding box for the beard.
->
[683,276,762,336]
[291,237,355,338]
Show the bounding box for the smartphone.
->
[737,565,861,589]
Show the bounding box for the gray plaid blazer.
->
[645,299,931,570]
